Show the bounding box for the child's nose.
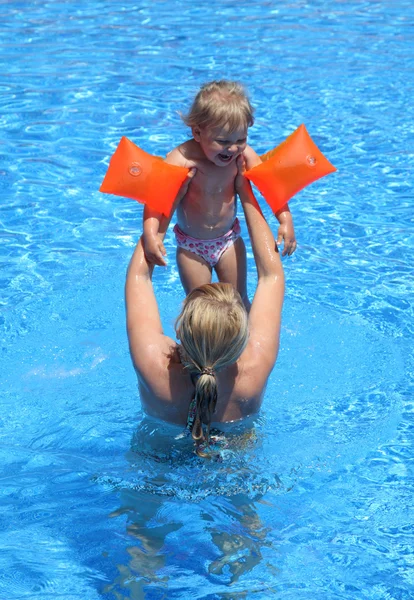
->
[228,143,238,153]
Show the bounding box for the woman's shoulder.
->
[135,341,195,422]
[131,335,174,388]
[211,357,269,423]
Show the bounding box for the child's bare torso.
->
[169,139,239,240]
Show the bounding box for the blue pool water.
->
[1,1,413,598]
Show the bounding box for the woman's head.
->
[175,283,249,457]
[182,80,255,133]
[176,282,249,374]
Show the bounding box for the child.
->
[142,80,296,308]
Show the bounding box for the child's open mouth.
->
[218,153,233,163]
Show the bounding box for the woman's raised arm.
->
[125,236,164,372]
[125,169,196,371]
[236,156,285,371]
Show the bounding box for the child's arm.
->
[244,145,297,257]
[243,145,262,169]
[235,155,285,374]
[274,205,296,256]
[143,206,167,266]
[142,147,192,267]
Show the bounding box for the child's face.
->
[193,123,248,167]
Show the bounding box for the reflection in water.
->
[207,497,272,582]
[104,492,276,598]
[102,418,283,598]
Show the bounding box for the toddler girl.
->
[143,80,296,308]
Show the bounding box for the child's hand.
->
[274,205,297,256]
[276,221,297,256]
[143,234,167,267]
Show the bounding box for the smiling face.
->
[193,123,248,167]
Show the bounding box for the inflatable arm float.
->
[99,136,189,216]
[244,124,336,213]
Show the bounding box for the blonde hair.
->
[182,80,254,133]
[175,283,249,457]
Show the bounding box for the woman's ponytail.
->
[192,370,218,457]
[175,283,249,458]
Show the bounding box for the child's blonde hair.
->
[175,283,249,457]
[182,80,254,132]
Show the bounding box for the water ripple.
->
[1,0,413,598]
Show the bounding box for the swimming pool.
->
[1,0,413,598]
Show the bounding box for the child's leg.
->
[176,247,212,295]
[214,236,251,311]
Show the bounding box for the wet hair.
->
[175,283,249,458]
[182,80,255,133]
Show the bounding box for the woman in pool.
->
[126,156,284,457]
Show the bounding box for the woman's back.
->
[134,331,271,427]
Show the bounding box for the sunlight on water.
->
[0,1,413,598]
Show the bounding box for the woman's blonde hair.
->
[182,80,255,133]
[175,283,249,457]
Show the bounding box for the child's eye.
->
[216,139,246,145]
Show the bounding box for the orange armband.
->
[99,137,190,216]
[244,124,336,213]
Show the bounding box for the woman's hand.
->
[176,167,197,203]
[235,154,252,196]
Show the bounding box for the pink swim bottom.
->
[173,219,241,268]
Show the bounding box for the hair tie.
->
[200,367,214,377]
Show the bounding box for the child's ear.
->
[192,126,201,142]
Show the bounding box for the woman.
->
[125,157,285,456]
